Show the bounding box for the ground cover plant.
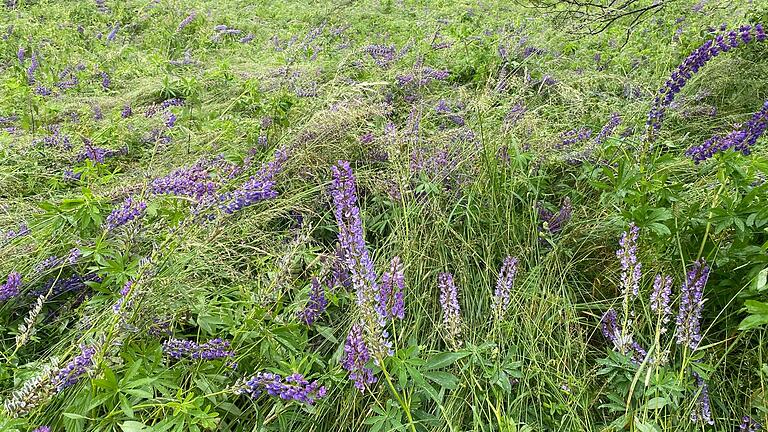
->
[1,0,768,431]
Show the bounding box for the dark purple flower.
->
[77,139,126,163]
[0,272,22,301]
[239,33,255,43]
[104,197,146,231]
[163,337,236,361]
[27,52,39,84]
[493,256,518,315]
[675,259,709,350]
[650,274,673,325]
[100,71,110,90]
[341,323,377,391]
[686,100,768,163]
[218,146,288,214]
[177,12,197,31]
[121,104,132,118]
[53,345,96,391]
[740,416,762,431]
[152,163,216,201]
[594,112,622,144]
[537,197,572,235]
[298,277,327,325]
[106,24,118,42]
[690,372,714,425]
[617,223,641,299]
[32,427,50,432]
[379,257,405,320]
[236,372,326,404]
[330,161,391,358]
[17,46,24,63]
[600,308,647,363]
[92,104,103,121]
[364,44,397,67]
[3,223,29,241]
[558,127,592,148]
[32,272,101,298]
[165,113,177,128]
[438,272,461,346]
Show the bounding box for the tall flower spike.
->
[617,223,641,301]
[379,256,405,320]
[104,197,146,231]
[438,272,462,347]
[493,256,518,315]
[0,271,22,301]
[341,323,377,391]
[330,161,391,358]
[690,372,714,425]
[650,274,673,325]
[686,100,768,163]
[298,277,327,325]
[675,260,709,350]
[235,372,326,404]
[53,345,96,391]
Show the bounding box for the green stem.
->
[379,360,417,432]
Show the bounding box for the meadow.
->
[1,0,768,431]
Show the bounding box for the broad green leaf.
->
[423,351,469,370]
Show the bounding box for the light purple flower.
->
[438,272,461,345]
[341,323,377,391]
[493,256,518,314]
[675,259,709,350]
[0,272,22,301]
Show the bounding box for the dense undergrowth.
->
[2,0,768,431]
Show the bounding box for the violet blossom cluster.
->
[740,416,763,431]
[617,223,641,300]
[341,323,377,391]
[151,163,216,201]
[438,272,462,346]
[536,197,572,236]
[235,372,326,404]
[395,66,450,88]
[594,112,622,144]
[379,256,405,320]
[686,100,768,163]
[492,256,518,315]
[104,197,146,231]
[34,247,82,274]
[650,274,673,325]
[690,372,714,425]
[363,44,397,67]
[599,309,648,364]
[558,127,592,148]
[163,337,236,361]
[177,12,197,32]
[31,272,101,297]
[675,259,709,350]
[330,161,391,358]
[218,146,288,214]
[53,345,96,391]
[33,125,71,150]
[647,24,766,140]
[3,223,29,241]
[0,272,22,301]
[77,139,127,163]
[298,277,327,325]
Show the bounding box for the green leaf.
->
[315,325,338,343]
[423,351,469,370]
[634,417,659,432]
[643,397,668,410]
[753,268,768,292]
[423,371,458,389]
[120,421,149,432]
[62,413,91,420]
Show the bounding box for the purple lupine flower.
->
[95,0,108,13]
[34,248,81,274]
[379,257,405,320]
[0,272,22,301]
[106,24,119,42]
[617,223,641,299]
[492,256,518,315]
[159,98,185,110]
[600,309,621,345]
[675,259,709,350]
[686,100,768,163]
[177,12,197,32]
[121,104,132,118]
[599,309,647,362]
[34,86,52,96]
[53,345,96,391]
[152,163,216,201]
[326,244,352,290]
[163,337,235,361]
[236,372,326,404]
[363,44,397,67]
[27,52,39,84]
[63,169,82,182]
[505,102,526,125]
[740,416,762,431]
[647,24,767,140]
[32,427,51,432]
[537,197,572,236]
[100,71,110,90]
[558,127,592,148]
[77,139,126,163]
[31,272,101,297]
[438,272,462,346]
[341,323,377,391]
[3,223,29,241]
[218,146,288,214]
[690,372,714,425]
[165,113,177,128]
[298,277,327,325]
[104,197,146,231]
[330,161,391,357]
[239,33,255,43]
[92,104,103,121]
[17,46,24,63]
[112,280,133,313]
[650,274,673,325]
[594,112,622,144]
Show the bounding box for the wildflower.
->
[32,427,50,432]
[740,416,762,431]
[16,293,48,348]
[218,146,288,214]
[690,372,714,425]
[675,259,709,350]
[163,337,236,361]
[100,71,110,89]
[341,323,377,391]
[106,24,118,42]
[77,139,126,163]
[537,197,572,235]
[239,33,255,43]
[3,223,29,241]
[492,256,518,315]
[330,161,391,357]
[647,24,767,140]
[151,163,216,201]
[235,372,326,404]
[600,309,648,362]
[92,104,103,121]
[379,256,405,320]
[2,362,59,417]
[617,223,641,300]
[112,280,132,313]
[438,272,462,346]
[121,104,132,118]
[17,46,24,63]
[594,112,622,144]
[104,197,146,231]
[165,113,177,128]
[686,100,768,163]
[27,52,39,84]
[0,272,22,301]
[53,345,96,391]
[34,247,81,274]
[326,244,352,290]
[650,274,673,325]
[559,127,592,148]
[298,277,327,325]
[177,12,197,32]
